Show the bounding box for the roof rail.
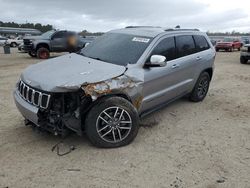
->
[125,26,161,29]
[164,28,200,32]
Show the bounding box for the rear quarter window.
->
[176,35,196,58]
[193,35,210,52]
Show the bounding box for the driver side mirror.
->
[146,55,167,67]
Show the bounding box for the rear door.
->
[172,35,200,95]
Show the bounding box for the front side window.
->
[193,35,210,52]
[176,35,196,58]
[53,31,66,39]
[151,37,176,61]
[80,33,152,66]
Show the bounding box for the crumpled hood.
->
[21,53,126,92]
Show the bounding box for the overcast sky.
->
[1,0,250,32]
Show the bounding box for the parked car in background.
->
[6,36,23,47]
[80,36,97,47]
[23,30,90,59]
[215,37,242,52]
[240,44,250,64]
[14,26,215,148]
[241,36,250,45]
[0,36,7,46]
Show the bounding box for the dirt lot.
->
[0,48,249,188]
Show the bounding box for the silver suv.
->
[14,26,215,148]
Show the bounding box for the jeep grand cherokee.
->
[14,26,215,148]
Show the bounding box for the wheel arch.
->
[36,43,50,51]
[202,67,213,81]
[80,92,134,128]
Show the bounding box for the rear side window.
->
[176,35,196,58]
[193,35,210,52]
[151,37,176,61]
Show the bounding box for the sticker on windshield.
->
[132,37,150,43]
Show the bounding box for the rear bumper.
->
[13,89,39,125]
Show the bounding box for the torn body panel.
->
[82,66,144,111]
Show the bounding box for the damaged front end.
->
[36,91,92,136]
[16,65,144,137]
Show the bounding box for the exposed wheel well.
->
[36,43,50,51]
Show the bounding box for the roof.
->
[111,26,200,38]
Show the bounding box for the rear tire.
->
[85,97,139,148]
[189,72,210,102]
[37,47,50,59]
[10,42,17,47]
[240,56,248,64]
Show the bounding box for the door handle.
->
[172,64,180,69]
[196,56,202,61]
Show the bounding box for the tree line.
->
[0,21,53,33]
[79,30,104,36]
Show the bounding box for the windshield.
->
[223,38,235,42]
[80,33,152,66]
[41,30,56,38]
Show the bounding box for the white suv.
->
[6,37,23,47]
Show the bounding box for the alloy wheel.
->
[197,78,209,99]
[96,107,132,143]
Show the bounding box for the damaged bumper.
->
[14,89,39,125]
[13,86,85,136]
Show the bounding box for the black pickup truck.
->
[23,30,94,59]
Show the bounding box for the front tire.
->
[85,97,139,148]
[37,47,50,59]
[189,72,210,102]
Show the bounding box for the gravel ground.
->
[0,48,250,188]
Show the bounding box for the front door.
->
[51,31,67,52]
[142,36,181,112]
